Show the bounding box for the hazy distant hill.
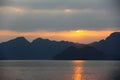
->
[0,37,84,60]
[53,46,104,60]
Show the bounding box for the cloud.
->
[0,0,119,31]
[0,6,26,14]
[0,0,114,10]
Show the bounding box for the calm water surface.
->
[0,60,119,80]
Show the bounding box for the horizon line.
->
[0,30,119,44]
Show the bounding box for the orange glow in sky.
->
[0,30,119,43]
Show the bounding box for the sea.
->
[0,60,119,80]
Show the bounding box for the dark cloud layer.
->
[0,0,114,10]
[0,0,119,31]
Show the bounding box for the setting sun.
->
[76,30,81,33]
[64,9,72,13]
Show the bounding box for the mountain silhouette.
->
[30,38,84,59]
[0,37,33,59]
[91,32,120,60]
[0,37,84,60]
[0,32,120,60]
[54,32,120,60]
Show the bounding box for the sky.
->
[0,0,120,43]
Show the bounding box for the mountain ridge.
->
[54,32,120,60]
[0,32,120,60]
[0,37,85,60]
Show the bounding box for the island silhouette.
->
[0,32,120,60]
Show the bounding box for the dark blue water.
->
[0,60,119,80]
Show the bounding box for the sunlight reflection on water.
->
[71,61,97,80]
[72,61,83,80]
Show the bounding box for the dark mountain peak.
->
[110,32,120,36]
[106,32,120,41]
[32,38,51,43]
[33,38,48,41]
[10,37,29,43]
[14,37,28,41]
[0,37,29,45]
